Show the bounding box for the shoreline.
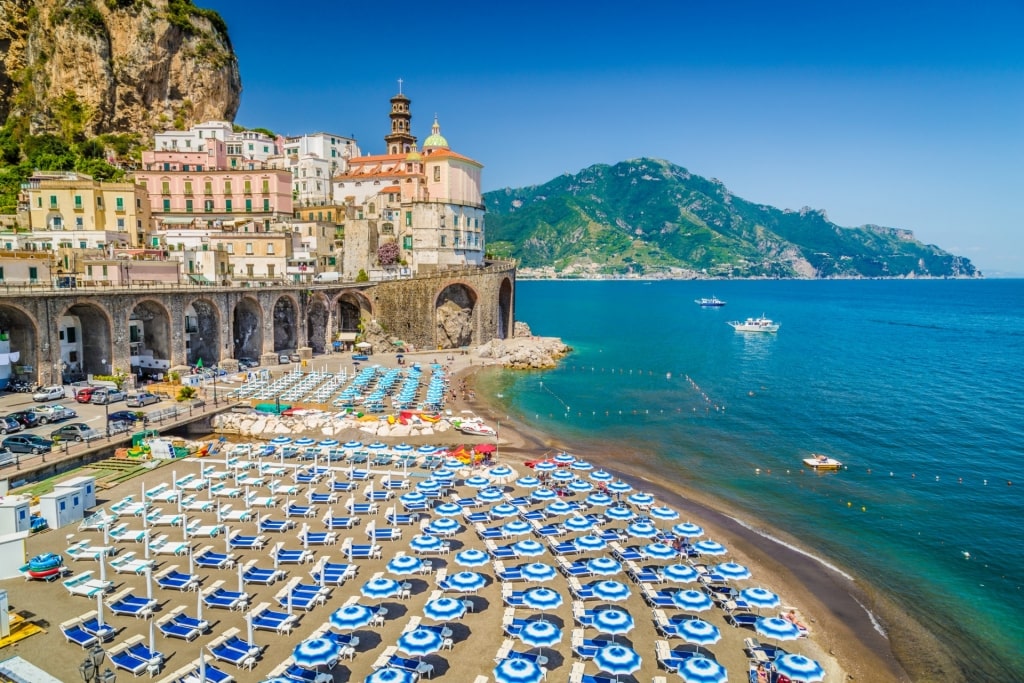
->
[455,361,951,683]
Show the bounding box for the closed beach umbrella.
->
[593,644,642,678]
[567,479,593,493]
[662,563,700,583]
[677,655,729,683]
[515,476,541,489]
[677,618,722,651]
[397,627,443,658]
[589,580,631,602]
[423,596,467,623]
[520,562,557,582]
[387,555,425,576]
[446,571,487,593]
[773,654,826,682]
[464,475,491,488]
[518,619,562,653]
[590,470,614,483]
[605,506,634,522]
[330,603,376,631]
[586,493,614,507]
[502,520,533,536]
[693,540,727,556]
[489,503,519,519]
[649,505,679,522]
[592,607,635,638]
[293,637,341,669]
[586,557,622,576]
[643,542,678,560]
[574,534,607,552]
[564,515,595,532]
[365,668,417,683]
[454,548,490,567]
[433,502,463,517]
[626,521,659,538]
[512,539,546,557]
[714,561,751,581]
[755,616,803,642]
[672,589,714,613]
[361,577,402,601]
[673,522,704,538]
[521,587,563,611]
[493,657,545,683]
[409,534,444,554]
[476,487,505,503]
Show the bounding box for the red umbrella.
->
[475,444,497,454]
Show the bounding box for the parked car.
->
[33,404,78,424]
[237,358,259,369]
[91,388,126,405]
[50,423,103,443]
[2,434,53,455]
[126,392,160,408]
[8,410,41,428]
[289,353,302,363]
[75,386,96,403]
[0,449,15,467]
[278,354,291,364]
[0,416,23,435]
[107,410,141,424]
[32,385,66,402]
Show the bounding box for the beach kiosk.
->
[54,475,96,510]
[0,496,31,535]
[38,488,85,530]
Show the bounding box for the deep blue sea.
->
[485,279,1023,680]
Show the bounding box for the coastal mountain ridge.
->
[483,158,979,279]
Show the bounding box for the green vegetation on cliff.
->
[484,159,978,278]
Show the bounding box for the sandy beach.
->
[0,343,932,682]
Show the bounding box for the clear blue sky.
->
[209,0,1024,275]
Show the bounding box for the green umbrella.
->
[196,358,203,368]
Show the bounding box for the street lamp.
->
[79,643,115,683]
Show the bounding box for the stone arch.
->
[232,296,263,362]
[129,299,172,376]
[272,294,299,352]
[334,291,372,337]
[434,282,478,349]
[306,294,329,354]
[184,297,220,366]
[498,277,514,340]
[0,304,39,387]
[57,300,114,376]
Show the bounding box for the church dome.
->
[423,116,449,149]
[406,150,422,162]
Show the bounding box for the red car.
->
[75,387,96,404]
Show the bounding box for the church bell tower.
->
[384,79,417,155]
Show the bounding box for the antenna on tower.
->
[397,77,403,94]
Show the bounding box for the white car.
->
[32,386,66,402]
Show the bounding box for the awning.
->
[160,217,195,225]
[336,333,358,342]
[187,274,212,283]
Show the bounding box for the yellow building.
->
[22,172,152,249]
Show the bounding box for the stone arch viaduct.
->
[0,262,516,385]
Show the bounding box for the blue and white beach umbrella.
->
[589,470,614,483]
[488,465,514,479]
[447,571,487,593]
[593,644,642,677]
[672,589,714,613]
[476,487,505,503]
[426,518,461,535]
[423,596,467,623]
[573,534,607,552]
[367,441,387,451]
[532,461,558,473]
[318,439,340,448]
[515,476,541,488]
[295,437,316,447]
[649,505,679,522]
[397,627,444,657]
[564,515,595,532]
[512,539,546,557]
[604,506,635,521]
[739,587,781,611]
[627,492,655,507]
[490,503,520,519]
[409,534,445,553]
[361,577,402,601]
[493,657,546,683]
[518,620,563,650]
[567,479,594,493]
[545,500,575,516]
[416,445,437,455]
[586,493,614,507]
[416,479,442,493]
[343,440,364,450]
[754,616,803,642]
[433,502,464,517]
[329,603,376,631]
[454,549,490,567]
[271,436,292,445]
[520,562,557,582]
[626,521,659,539]
[464,475,491,488]
[713,561,751,581]
[586,557,622,576]
[521,587,563,611]
[393,443,414,453]
[442,458,465,470]
[387,555,425,576]
[677,656,729,683]
[502,520,533,536]
[590,580,631,602]
[607,480,633,494]
[677,618,722,648]
[365,668,417,683]
[693,540,728,556]
[553,452,576,465]
[292,637,342,669]
[401,491,427,505]
[662,563,700,583]
[530,488,558,502]
[592,607,635,637]
[772,654,826,682]
[643,542,678,560]
[673,522,704,538]
[550,469,575,482]
[570,460,593,471]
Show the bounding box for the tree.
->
[356,269,369,282]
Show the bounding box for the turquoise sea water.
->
[487,279,1023,680]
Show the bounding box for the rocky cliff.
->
[0,0,240,139]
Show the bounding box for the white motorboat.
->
[802,454,843,471]
[728,315,780,333]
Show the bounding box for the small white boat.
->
[695,296,727,307]
[459,420,496,437]
[728,315,780,333]
[803,454,843,471]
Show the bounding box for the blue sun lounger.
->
[208,628,260,670]
[299,530,337,545]
[249,602,299,634]
[168,661,234,683]
[568,661,618,683]
[241,562,287,585]
[79,612,117,641]
[228,532,267,550]
[284,502,317,518]
[156,607,208,641]
[571,629,614,660]
[154,566,200,591]
[307,492,337,504]
[271,546,313,564]
[386,510,417,525]
[60,618,98,648]
[329,480,357,492]
[194,547,236,569]
[106,590,157,618]
[127,639,164,668]
[323,514,359,529]
[202,582,250,611]
[282,663,329,683]
[346,502,378,515]
[258,517,295,533]
[109,648,150,677]
[309,561,356,586]
[557,557,593,578]
[611,543,643,562]
[475,524,506,540]
[463,510,489,524]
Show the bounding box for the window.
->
[245,199,252,212]
[29,266,37,280]
[454,215,459,227]
[74,195,82,208]
[0,267,3,280]
[50,195,58,208]
[76,217,83,228]
[116,197,124,211]
[433,166,440,182]
[245,242,253,255]
[102,265,108,277]
[224,181,232,194]
[161,181,170,194]
[225,199,232,212]
[66,327,77,343]
[403,235,412,250]
[204,181,213,194]
[441,235,447,247]
[263,199,270,211]
[262,179,270,193]
[226,243,234,254]
[405,211,412,227]
[163,199,171,212]
[204,200,214,212]
[266,243,275,255]
[185,199,193,212]
[267,264,275,277]
[244,180,251,194]
[116,218,125,230]
[184,181,193,195]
